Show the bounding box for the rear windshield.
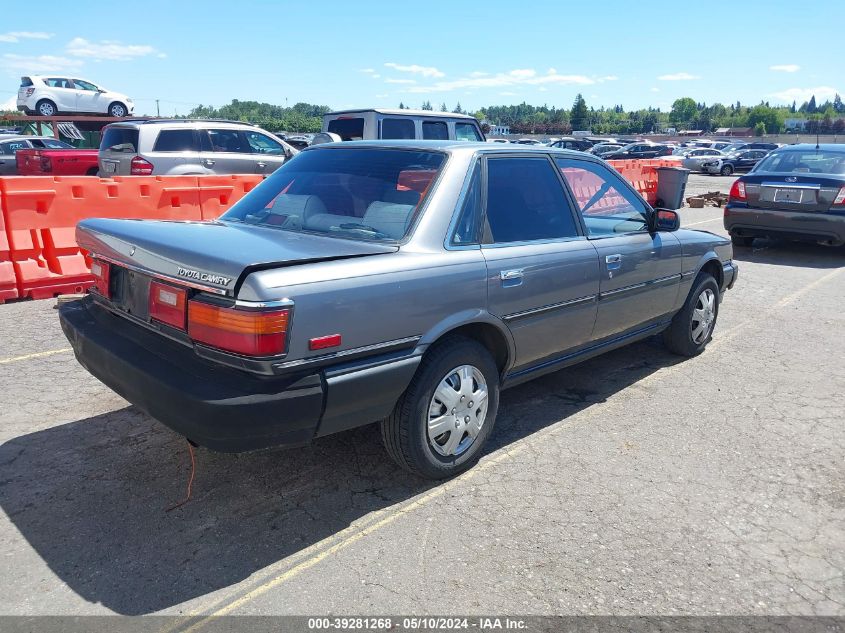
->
[327,118,364,141]
[100,127,139,152]
[221,148,446,242]
[754,150,845,175]
[20,77,33,87]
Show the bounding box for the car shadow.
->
[0,337,685,614]
[732,237,845,268]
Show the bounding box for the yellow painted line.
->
[171,262,845,629]
[0,348,72,365]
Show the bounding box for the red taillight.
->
[729,180,747,201]
[90,259,111,298]
[188,301,290,356]
[833,186,845,207]
[130,155,154,175]
[25,87,34,97]
[149,281,187,330]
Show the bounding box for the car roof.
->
[303,139,594,159]
[326,108,477,120]
[0,135,54,142]
[774,143,845,153]
[104,119,260,130]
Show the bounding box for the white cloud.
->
[657,72,700,81]
[375,93,389,98]
[385,78,416,84]
[405,67,596,94]
[650,87,660,92]
[359,68,375,73]
[1,53,83,73]
[469,71,489,77]
[0,31,53,43]
[384,62,445,78]
[66,37,162,61]
[770,64,800,73]
[539,87,548,92]
[770,85,840,104]
[370,74,380,79]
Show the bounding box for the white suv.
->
[17,75,134,117]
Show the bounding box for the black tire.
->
[720,164,734,176]
[381,336,500,479]
[108,102,128,117]
[663,274,720,357]
[85,166,99,176]
[731,234,754,247]
[36,99,57,116]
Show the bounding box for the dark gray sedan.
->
[60,141,738,479]
[724,144,845,246]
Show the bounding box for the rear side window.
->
[0,141,29,155]
[208,129,250,153]
[100,127,139,152]
[45,78,71,88]
[555,158,648,236]
[381,118,415,139]
[20,77,33,87]
[485,157,579,243]
[423,121,448,140]
[456,122,482,142]
[30,139,73,149]
[153,129,198,152]
[327,118,364,141]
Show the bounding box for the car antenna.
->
[816,129,820,150]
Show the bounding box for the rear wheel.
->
[731,234,754,247]
[720,164,734,176]
[664,274,720,357]
[381,337,499,479]
[36,99,57,116]
[85,166,99,176]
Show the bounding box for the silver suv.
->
[322,109,485,142]
[98,120,296,176]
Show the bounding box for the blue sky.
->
[1,0,841,115]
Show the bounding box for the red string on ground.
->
[165,441,196,512]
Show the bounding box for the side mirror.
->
[651,208,680,232]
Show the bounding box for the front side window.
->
[381,118,415,140]
[484,157,579,243]
[555,158,649,236]
[456,122,482,142]
[153,130,198,152]
[72,79,98,91]
[327,118,364,141]
[222,148,445,242]
[208,129,250,153]
[245,131,284,154]
[423,121,448,140]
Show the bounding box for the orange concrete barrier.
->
[198,175,263,220]
[0,199,18,303]
[0,176,205,300]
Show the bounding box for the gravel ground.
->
[1,174,843,622]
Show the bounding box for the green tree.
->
[570,94,589,130]
[753,121,766,136]
[440,103,448,112]
[747,105,783,134]
[421,101,433,111]
[670,97,698,128]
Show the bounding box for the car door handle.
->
[500,269,524,287]
[202,159,215,166]
[256,161,266,168]
[605,254,622,269]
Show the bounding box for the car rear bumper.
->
[724,204,845,244]
[722,261,738,290]
[59,297,420,452]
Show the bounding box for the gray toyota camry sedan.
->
[60,141,738,479]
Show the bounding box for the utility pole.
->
[156,99,160,117]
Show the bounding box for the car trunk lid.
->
[77,217,398,297]
[741,173,844,213]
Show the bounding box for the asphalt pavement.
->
[0,174,843,621]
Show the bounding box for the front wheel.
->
[108,102,128,117]
[663,274,720,357]
[381,337,500,479]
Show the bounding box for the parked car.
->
[724,144,845,247]
[322,109,485,142]
[282,135,311,150]
[16,146,99,176]
[701,149,770,176]
[548,137,593,151]
[60,141,737,479]
[719,142,779,154]
[588,143,625,157]
[17,75,134,117]
[0,135,75,175]
[98,120,297,176]
[665,148,726,172]
[602,142,674,160]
